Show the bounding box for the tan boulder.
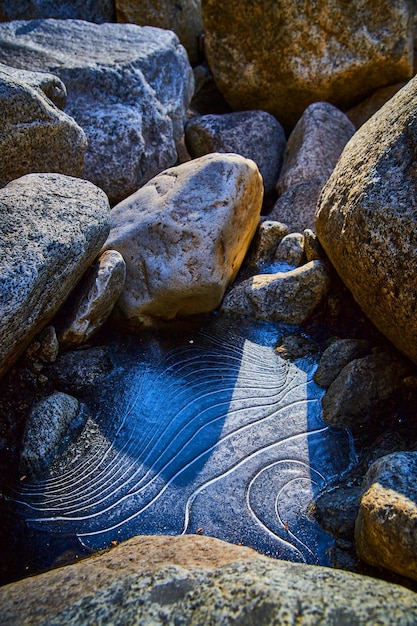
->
[316,75,417,364]
[355,452,417,581]
[2,534,417,624]
[201,0,413,130]
[103,153,263,321]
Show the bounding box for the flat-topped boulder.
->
[0,19,194,203]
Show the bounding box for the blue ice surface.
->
[13,315,356,566]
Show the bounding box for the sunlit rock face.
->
[9,317,355,572]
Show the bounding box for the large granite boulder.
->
[115,0,203,65]
[0,68,86,188]
[316,75,417,365]
[103,153,263,321]
[355,452,417,581]
[0,0,115,23]
[2,534,417,624]
[185,110,286,195]
[0,19,194,204]
[201,0,413,130]
[0,173,110,379]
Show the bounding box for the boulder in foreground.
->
[1,534,417,624]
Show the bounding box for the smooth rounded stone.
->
[314,338,372,388]
[0,19,194,204]
[58,250,126,349]
[268,177,327,233]
[0,69,86,189]
[0,173,110,380]
[25,326,59,364]
[115,0,203,65]
[0,62,67,109]
[346,83,406,129]
[303,228,324,262]
[48,346,112,394]
[315,485,362,537]
[355,451,417,581]
[103,153,263,321]
[245,220,289,271]
[276,103,355,196]
[273,233,305,268]
[221,260,330,325]
[19,392,88,477]
[185,110,286,194]
[0,0,115,23]
[201,0,413,131]
[316,75,417,365]
[2,534,417,625]
[321,352,406,428]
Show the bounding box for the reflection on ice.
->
[13,316,355,566]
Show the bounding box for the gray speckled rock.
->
[245,220,289,272]
[185,110,286,194]
[273,233,305,267]
[0,19,194,204]
[0,62,67,109]
[0,0,115,23]
[268,177,327,233]
[314,338,372,388]
[1,534,417,625]
[321,352,406,427]
[202,0,413,130]
[276,103,355,195]
[20,391,88,477]
[316,75,417,365]
[58,250,126,349]
[103,153,263,321]
[222,260,330,325]
[0,69,86,188]
[0,173,110,379]
[49,346,112,394]
[355,451,417,581]
[115,0,203,65]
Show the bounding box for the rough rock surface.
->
[273,233,305,268]
[0,62,67,109]
[355,452,417,581]
[245,220,289,271]
[276,103,355,196]
[314,338,372,388]
[201,0,413,130]
[20,392,88,477]
[268,177,326,233]
[48,347,112,394]
[321,352,406,427]
[221,260,330,325]
[0,0,115,22]
[316,75,417,365]
[346,83,406,129]
[0,69,86,188]
[115,0,203,65]
[0,173,110,379]
[0,19,194,203]
[185,110,286,194]
[58,250,126,349]
[103,153,263,321]
[2,534,417,625]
